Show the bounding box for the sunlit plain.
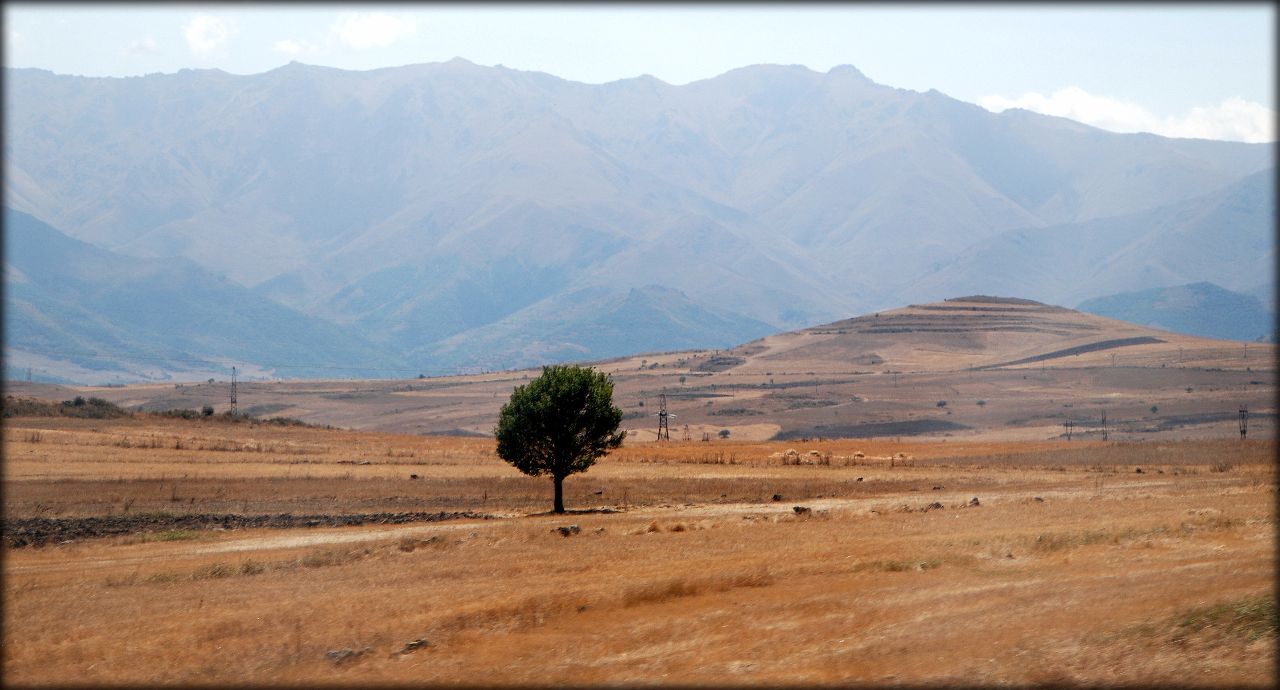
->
[3,413,1274,685]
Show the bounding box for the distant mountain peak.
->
[826,64,871,81]
[711,62,821,81]
[605,73,666,87]
[266,61,323,75]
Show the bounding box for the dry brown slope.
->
[18,296,1274,439]
[720,295,1258,375]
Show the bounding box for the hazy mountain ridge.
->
[900,168,1276,306]
[424,284,776,370]
[3,208,776,382]
[3,208,409,382]
[4,60,1273,377]
[1077,282,1275,343]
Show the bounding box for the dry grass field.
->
[5,299,1275,684]
[3,411,1275,686]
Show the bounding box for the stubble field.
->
[3,413,1275,686]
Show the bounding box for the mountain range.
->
[3,59,1273,381]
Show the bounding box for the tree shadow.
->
[525,507,622,517]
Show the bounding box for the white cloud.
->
[1165,98,1276,144]
[331,12,416,50]
[980,87,1275,144]
[273,38,318,56]
[121,37,159,56]
[183,14,230,56]
[7,29,23,48]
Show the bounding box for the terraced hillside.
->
[16,297,1274,442]
[723,296,1226,374]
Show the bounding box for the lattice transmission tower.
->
[656,393,672,441]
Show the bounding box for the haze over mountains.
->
[1077,282,1274,343]
[4,209,407,381]
[4,59,1274,382]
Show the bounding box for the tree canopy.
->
[494,365,626,513]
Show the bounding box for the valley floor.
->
[3,417,1275,685]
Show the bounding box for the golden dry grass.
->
[7,416,1272,517]
[3,415,1275,685]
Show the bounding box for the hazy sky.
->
[5,3,1275,142]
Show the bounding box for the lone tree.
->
[495,365,626,513]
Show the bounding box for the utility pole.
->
[1239,408,1248,439]
[1101,410,1108,442]
[1064,420,1073,441]
[230,366,238,415]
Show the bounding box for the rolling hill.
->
[48,296,1274,442]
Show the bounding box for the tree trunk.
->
[553,474,565,514]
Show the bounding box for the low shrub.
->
[2,395,128,419]
[1175,595,1276,643]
